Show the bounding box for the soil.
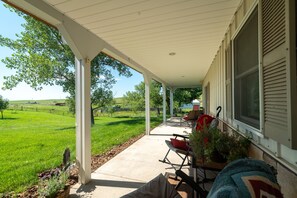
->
[5,133,144,198]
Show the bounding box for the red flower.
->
[203,137,209,144]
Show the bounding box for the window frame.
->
[231,2,263,136]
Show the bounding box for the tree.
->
[0,95,9,119]
[123,81,163,115]
[123,82,145,114]
[149,81,163,115]
[0,5,132,124]
[169,88,202,109]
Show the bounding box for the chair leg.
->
[175,170,208,198]
[159,149,171,163]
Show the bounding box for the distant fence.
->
[8,105,73,117]
[8,105,162,118]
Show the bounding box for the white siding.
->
[203,0,297,172]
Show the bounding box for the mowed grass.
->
[0,109,162,193]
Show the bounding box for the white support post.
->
[162,83,167,124]
[143,74,151,135]
[75,57,91,184]
[170,88,174,117]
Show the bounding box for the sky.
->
[0,2,143,101]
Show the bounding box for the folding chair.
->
[159,107,221,174]
[180,110,200,128]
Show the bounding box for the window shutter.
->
[261,0,297,148]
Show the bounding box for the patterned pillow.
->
[231,171,283,198]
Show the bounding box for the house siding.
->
[203,0,297,196]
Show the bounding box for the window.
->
[225,45,232,119]
[233,8,259,129]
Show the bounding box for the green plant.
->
[189,126,250,163]
[38,171,69,198]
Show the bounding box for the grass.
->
[0,108,162,194]
[8,99,72,117]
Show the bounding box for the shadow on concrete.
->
[70,179,146,196]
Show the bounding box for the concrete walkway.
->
[70,118,192,197]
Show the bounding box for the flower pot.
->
[210,149,227,163]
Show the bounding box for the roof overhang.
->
[3,0,241,88]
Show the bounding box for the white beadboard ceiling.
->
[10,0,241,88]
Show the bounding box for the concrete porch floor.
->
[70,117,192,197]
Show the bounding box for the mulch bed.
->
[4,134,144,198]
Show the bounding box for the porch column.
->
[170,88,174,117]
[75,57,91,184]
[162,83,167,124]
[143,74,151,135]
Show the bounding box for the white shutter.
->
[261,0,297,148]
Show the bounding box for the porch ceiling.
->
[6,0,240,88]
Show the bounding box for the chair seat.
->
[165,140,189,155]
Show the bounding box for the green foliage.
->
[0,109,162,193]
[0,5,132,123]
[0,111,75,193]
[171,88,202,108]
[190,127,250,163]
[0,95,9,119]
[8,99,72,117]
[123,90,144,113]
[122,81,163,114]
[38,172,68,198]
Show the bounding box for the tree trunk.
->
[91,105,95,126]
[157,108,160,116]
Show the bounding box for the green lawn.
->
[0,109,162,194]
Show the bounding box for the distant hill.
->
[10,99,66,105]
[9,98,125,107]
[114,97,123,105]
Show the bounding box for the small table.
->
[192,157,227,197]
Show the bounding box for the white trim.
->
[233,119,263,138]
[232,4,262,134]
[162,83,167,124]
[143,73,151,135]
[169,89,174,117]
[258,0,264,133]
[75,57,91,184]
[231,0,259,40]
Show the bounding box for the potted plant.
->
[189,126,250,163]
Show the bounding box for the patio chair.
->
[122,159,282,198]
[181,110,200,128]
[159,107,222,174]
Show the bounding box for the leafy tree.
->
[150,81,163,115]
[123,81,163,115]
[0,5,131,124]
[123,91,143,114]
[169,88,202,108]
[0,95,9,119]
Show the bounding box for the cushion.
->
[207,159,283,198]
[195,114,214,131]
[170,138,189,151]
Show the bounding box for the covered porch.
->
[3,0,297,197]
[70,118,193,197]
